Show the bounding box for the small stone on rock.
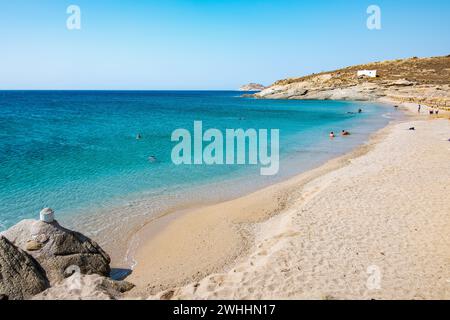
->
[25,240,43,251]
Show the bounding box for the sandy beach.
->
[126,103,450,300]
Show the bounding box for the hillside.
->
[254,56,450,109]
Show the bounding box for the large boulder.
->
[1,219,111,284]
[33,274,135,300]
[0,236,50,299]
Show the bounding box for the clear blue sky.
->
[1,0,449,89]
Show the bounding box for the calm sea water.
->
[0,91,398,235]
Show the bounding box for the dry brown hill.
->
[255,56,450,109]
[273,56,450,87]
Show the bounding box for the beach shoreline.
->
[46,98,391,273]
[125,131,375,295]
[124,99,450,299]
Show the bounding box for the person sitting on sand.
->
[341,130,350,136]
[430,110,434,115]
[435,109,439,115]
[329,132,335,138]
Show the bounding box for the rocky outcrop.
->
[0,236,49,299]
[240,83,266,91]
[254,56,450,109]
[1,211,136,300]
[33,274,134,300]
[1,219,111,284]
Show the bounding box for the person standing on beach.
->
[418,105,421,113]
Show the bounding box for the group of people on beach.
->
[429,108,440,115]
[418,104,440,115]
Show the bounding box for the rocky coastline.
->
[252,56,450,109]
[0,208,134,300]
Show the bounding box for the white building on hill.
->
[357,70,377,78]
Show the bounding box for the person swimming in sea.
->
[136,133,142,140]
[347,109,362,115]
[329,131,335,138]
[341,130,350,136]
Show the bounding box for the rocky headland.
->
[253,56,450,109]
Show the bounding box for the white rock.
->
[39,208,55,223]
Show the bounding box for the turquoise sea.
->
[0,91,399,239]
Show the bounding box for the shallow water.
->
[0,91,400,240]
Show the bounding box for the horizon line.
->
[0,89,255,92]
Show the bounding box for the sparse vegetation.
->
[273,56,450,87]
